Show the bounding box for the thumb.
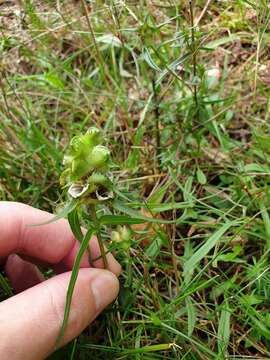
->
[0,268,119,360]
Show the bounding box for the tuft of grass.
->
[1,0,270,358]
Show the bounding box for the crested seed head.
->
[62,127,110,183]
[61,127,113,202]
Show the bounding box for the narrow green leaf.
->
[183,176,194,202]
[0,273,13,296]
[145,202,192,212]
[156,53,190,85]
[112,200,178,224]
[218,303,231,356]
[96,34,122,47]
[145,236,163,258]
[68,209,84,242]
[240,0,255,8]
[44,72,65,89]
[260,203,270,249]
[126,94,153,169]
[204,35,240,50]
[122,201,192,212]
[123,343,175,354]
[32,199,78,226]
[135,325,143,360]
[100,215,145,225]
[142,47,162,72]
[160,322,216,357]
[243,163,269,173]
[186,296,197,337]
[249,314,270,341]
[56,227,95,348]
[183,222,235,278]
[70,338,78,360]
[147,181,171,203]
[196,168,207,185]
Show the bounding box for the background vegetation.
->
[1,0,270,358]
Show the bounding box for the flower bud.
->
[90,145,110,169]
[61,128,113,203]
[119,226,131,242]
[111,231,121,243]
[85,127,102,148]
[61,127,110,183]
[111,226,131,250]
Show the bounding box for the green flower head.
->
[61,127,113,202]
[111,226,131,250]
[61,127,110,184]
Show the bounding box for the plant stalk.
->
[152,78,161,170]
[189,0,198,108]
[80,0,111,87]
[89,204,108,269]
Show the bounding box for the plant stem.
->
[80,0,111,87]
[169,231,180,294]
[89,204,108,269]
[189,0,198,108]
[152,78,161,170]
[80,0,102,65]
[111,0,123,44]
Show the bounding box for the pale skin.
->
[0,202,121,360]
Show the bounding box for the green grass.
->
[1,0,270,358]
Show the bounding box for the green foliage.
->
[57,226,96,348]
[1,0,270,358]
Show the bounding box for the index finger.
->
[0,201,121,275]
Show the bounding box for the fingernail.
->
[91,271,119,312]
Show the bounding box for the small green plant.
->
[60,127,113,268]
[55,127,172,347]
[56,127,113,345]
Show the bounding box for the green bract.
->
[62,127,110,182]
[111,225,131,250]
[61,127,113,202]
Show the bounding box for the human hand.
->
[0,202,121,360]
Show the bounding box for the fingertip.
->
[0,268,120,359]
[91,269,120,312]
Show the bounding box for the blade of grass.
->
[183,221,237,279]
[0,273,13,297]
[56,226,95,348]
[122,343,177,355]
[112,200,181,224]
[217,302,231,357]
[68,208,84,242]
[160,321,216,357]
[186,296,197,337]
[32,199,79,226]
[100,214,145,225]
[259,203,270,249]
[68,208,93,265]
